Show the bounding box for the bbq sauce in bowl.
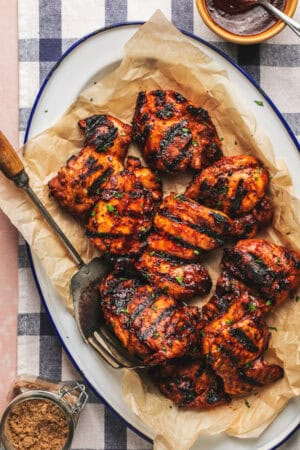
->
[206,0,287,35]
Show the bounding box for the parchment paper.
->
[0,10,299,450]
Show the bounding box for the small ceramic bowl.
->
[195,0,298,44]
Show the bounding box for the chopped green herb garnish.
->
[101,144,108,152]
[120,131,127,136]
[226,319,233,325]
[90,210,96,217]
[119,277,128,281]
[191,346,198,353]
[194,249,200,255]
[107,204,116,212]
[265,300,272,306]
[245,399,251,408]
[276,257,281,265]
[182,127,190,133]
[244,362,252,369]
[149,251,155,256]
[217,346,223,352]
[192,140,198,146]
[268,326,278,332]
[175,276,184,285]
[162,346,167,351]
[200,331,206,338]
[248,303,256,311]
[119,308,129,314]
[220,137,224,141]
[174,193,183,200]
[114,192,123,199]
[152,305,158,311]
[254,100,263,106]
[151,292,156,299]
[254,258,263,264]
[221,186,228,196]
[140,226,147,232]
[153,332,160,339]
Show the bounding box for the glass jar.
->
[0,382,88,450]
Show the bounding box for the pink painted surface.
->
[0,0,19,414]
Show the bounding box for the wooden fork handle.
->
[0,130,24,179]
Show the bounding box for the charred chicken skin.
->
[78,114,131,160]
[202,292,284,396]
[185,155,273,238]
[153,359,230,408]
[85,157,162,260]
[48,114,131,220]
[48,150,123,221]
[153,193,233,254]
[186,155,269,215]
[222,239,300,308]
[99,273,203,365]
[135,250,212,300]
[132,90,223,173]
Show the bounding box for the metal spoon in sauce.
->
[215,0,300,37]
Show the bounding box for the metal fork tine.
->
[93,327,147,369]
[88,335,123,369]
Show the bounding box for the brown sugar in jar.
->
[4,398,69,450]
[0,380,88,450]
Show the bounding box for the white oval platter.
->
[25,23,300,450]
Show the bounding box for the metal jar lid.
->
[0,382,88,450]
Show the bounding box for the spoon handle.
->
[259,0,300,37]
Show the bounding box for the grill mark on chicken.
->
[160,122,191,171]
[87,168,114,196]
[137,307,177,340]
[79,115,118,152]
[229,178,245,215]
[229,328,259,353]
[185,155,272,239]
[99,273,202,364]
[221,239,300,307]
[132,90,222,172]
[158,211,225,244]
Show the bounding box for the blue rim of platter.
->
[24,21,300,448]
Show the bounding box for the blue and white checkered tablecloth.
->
[17,1,300,449]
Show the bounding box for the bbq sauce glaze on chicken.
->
[48,114,131,221]
[99,272,203,365]
[132,90,223,173]
[85,156,162,261]
[185,155,273,238]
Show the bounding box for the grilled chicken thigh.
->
[185,155,272,238]
[186,155,269,215]
[132,90,223,173]
[135,250,212,300]
[222,239,300,307]
[86,157,162,260]
[153,359,230,408]
[49,150,123,220]
[99,273,203,365]
[153,193,233,253]
[48,114,131,220]
[78,114,131,160]
[202,292,284,396]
